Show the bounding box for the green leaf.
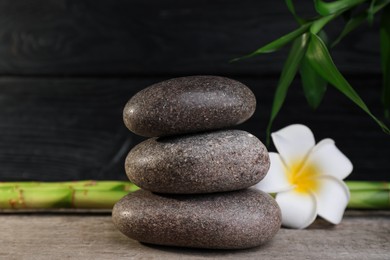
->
[266,33,309,145]
[310,13,338,34]
[300,53,327,109]
[314,0,367,16]
[318,30,329,45]
[230,23,311,62]
[307,33,390,133]
[332,12,368,47]
[332,0,390,47]
[372,0,390,12]
[367,0,378,24]
[285,0,306,24]
[380,6,390,118]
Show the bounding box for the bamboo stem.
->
[0,181,139,209]
[0,180,388,209]
[346,181,390,190]
[346,181,389,209]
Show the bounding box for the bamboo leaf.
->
[300,53,327,109]
[318,30,329,45]
[332,0,390,47]
[300,30,328,109]
[307,33,390,133]
[314,0,367,16]
[310,13,338,34]
[380,6,390,118]
[266,34,309,144]
[285,0,306,24]
[376,0,390,10]
[230,23,310,62]
[367,0,377,24]
[332,12,368,47]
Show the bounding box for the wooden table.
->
[1,210,389,259]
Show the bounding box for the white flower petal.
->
[271,124,315,168]
[276,189,318,229]
[315,176,350,224]
[254,152,294,193]
[306,138,353,180]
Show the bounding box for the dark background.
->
[0,0,388,181]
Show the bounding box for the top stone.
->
[123,76,256,137]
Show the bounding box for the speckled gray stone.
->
[112,188,281,249]
[125,130,270,194]
[123,75,256,137]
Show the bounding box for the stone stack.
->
[112,76,281,249]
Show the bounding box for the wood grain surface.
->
[1,210,389,259]
[0,75,388,181]
[0,0,382,76]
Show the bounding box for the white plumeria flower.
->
[255,124,353,229]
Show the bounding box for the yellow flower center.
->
[287,161,320,193]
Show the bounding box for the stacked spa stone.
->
[112,76,281,249]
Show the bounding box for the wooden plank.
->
[0,76,389,181]
[1,210,389,259]
[0,77,153,181]
[0,0,381,76]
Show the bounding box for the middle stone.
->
[125,130,270,194]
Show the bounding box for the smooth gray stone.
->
[112,189,281,249]
[125,130,270,194]
[123,75,256,137]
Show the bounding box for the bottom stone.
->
[112,189,281,249]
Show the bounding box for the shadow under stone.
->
[140,241,269,257]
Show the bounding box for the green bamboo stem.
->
[0,181,139,209]
[0,180,388,209]
[346,181,390,190]
[346,181,390,209]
